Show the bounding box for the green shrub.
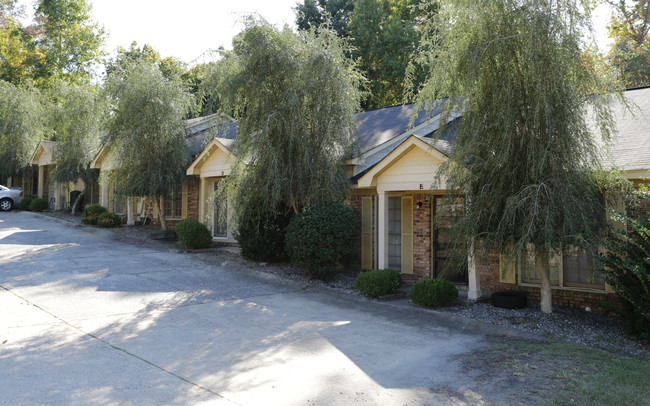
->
[28,197,48,212]
[600,212,650,343]
[409,278,459,307]
[82,204,107,225]
[285,202,358,280]
[174,219,212,249]
[354,269,403,297]
[96,212,121,228]
[17,196,32,210]
[235,199,293,262]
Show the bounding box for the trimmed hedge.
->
[97,212,121,228]
[409,278,458,307]
[175,219,212,249]
[354,269,403,298]
[17,196,32,210]
[28,197,48,212]
[285,202,357,280]
[82,204,107,225]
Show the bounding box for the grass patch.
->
[507,341,650,406]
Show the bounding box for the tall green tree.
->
[0,0,37,85]
[32,0,104,85]
[412,0,619,313]
[607,0,650,88]
[295,0,355,38]
[0,80,45,178]
[349,0,426,109]
[105,42,186,81]
[105,60,193,230]
[214,19,362,235]
[49,81,104,213]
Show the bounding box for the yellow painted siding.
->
[361,196,373,270]
[200,148,234,178]
[377,147,445,189]
[401,196,413,274]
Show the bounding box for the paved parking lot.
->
[1,211,499,405]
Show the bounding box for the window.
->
[515,245,605,290]
[562,247,605,288]
[164,184,183,218]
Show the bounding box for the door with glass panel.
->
[213,182,227,238]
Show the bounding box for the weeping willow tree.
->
[49,82,105,214]
[410,0,620,313]
[105,60,194,230]
[211,19,363,259]
[0,81,46,179]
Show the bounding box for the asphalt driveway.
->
[1,211,499,405]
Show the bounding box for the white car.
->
[0,185,23,211]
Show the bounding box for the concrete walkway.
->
[1,211,496,405]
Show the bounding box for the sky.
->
[19,0,614,66]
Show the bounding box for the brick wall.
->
[187,176,200,221]
[477,250,618,313]
[411,193,433,280]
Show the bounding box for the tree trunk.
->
[157,197,167,231]
[536,252,553,314]
[71,191,85,215]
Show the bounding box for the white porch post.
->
[377,190,388,269]
[126,196,135,225]
[100,181,108,208]
[467,241,481,300]
[37,166,45,199]
[54,182,62,210]
[199,177,208,223]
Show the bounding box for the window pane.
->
[563,249,605,289]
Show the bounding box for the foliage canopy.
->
[105,59,193,205]
[412,0,620,312]
[607,0,650,88]
[214,19,362,216]
[49,81,104,185]
[0,80,45,177]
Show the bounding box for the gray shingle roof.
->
[356,103,443,153]
[602,87,650,172]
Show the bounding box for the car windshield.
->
[0,185,8,190]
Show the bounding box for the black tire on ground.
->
[0,198,13,211]
[491,291,527,309]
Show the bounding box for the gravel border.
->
[34,210,650,360]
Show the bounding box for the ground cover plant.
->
[82,203,107,225]
[97,212,121,228]
[409,278,458,307]
[28,197,48,212]
[285,203,357,280]
[174,219,212,249]
[17,196,32,210]
[354,269,403,297]
[601,212,650,343]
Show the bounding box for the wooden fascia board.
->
[356,135,448,188]
[89,144,107,169]
[29,143,45,165]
